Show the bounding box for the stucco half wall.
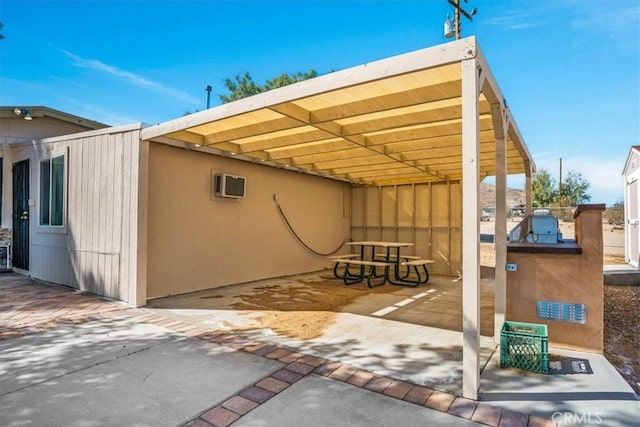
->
[146,142,351,298]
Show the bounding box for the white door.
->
[628,179,639,268]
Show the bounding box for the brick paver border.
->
[178,325,557,427]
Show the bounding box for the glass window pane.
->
[51,156,64,226]
[40,160,50,225]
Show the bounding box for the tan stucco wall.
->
[147,143,351,298]
[506,208,604,353]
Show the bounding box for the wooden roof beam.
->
[306,81,462,123]
[265,138,354,160]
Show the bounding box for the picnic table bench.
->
[400,258,434,284]
[329,257,390,288]
[329,241,434,288]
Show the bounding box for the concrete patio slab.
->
[228,312,497,395]
[236,374,483,426]
[604,264,640,285]
[480,347,640,427]
[147,271,497,395]
[0,317,178,394]
[2,272,637,426]
[0,317,284,427]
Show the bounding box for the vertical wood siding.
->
[30,127,142,305]
[351,181,462,275]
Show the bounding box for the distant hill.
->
[480,183,525,208]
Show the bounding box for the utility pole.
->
[558,157,563,207]
[205,85,212,109]
[446,0,477,40]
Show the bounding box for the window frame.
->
[39,153,66,228]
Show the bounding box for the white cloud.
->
[483,9,544,31]
[63,50,201,105]
[569,3,640,51]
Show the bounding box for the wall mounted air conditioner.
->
[214,173,246,199]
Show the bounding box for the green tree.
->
[264,70,318,90]
[219,69,318,103]
[559,170,591,206]
[532,168,592,207]
[218,72,262,103]
[532,169,557,207]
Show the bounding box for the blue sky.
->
[1,0,638,206]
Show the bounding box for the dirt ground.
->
[225,279,391,340]
[603,284,640,395]
[186,277,402,340]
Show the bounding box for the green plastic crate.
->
[500,321,549,374]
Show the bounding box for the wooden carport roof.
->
[141,36,536,401]
[141,37,535,185]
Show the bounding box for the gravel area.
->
[604,284,640,395]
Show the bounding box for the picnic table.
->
[329,241,433,288]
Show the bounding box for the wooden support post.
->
[462,56,480,400]
[525,161,533,216]
[492,103,508,341]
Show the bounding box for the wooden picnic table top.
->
[346,241,414,248]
